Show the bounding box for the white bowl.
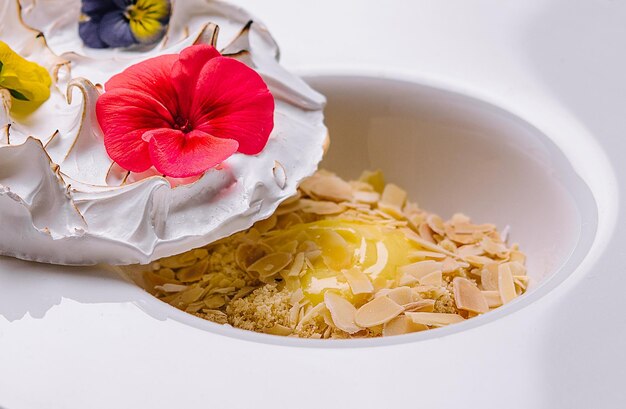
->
[131,72,600,347]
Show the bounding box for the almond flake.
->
[177,258,209,282]
[397,260,443,279]
[355,296,404,327]
[509,261,527,276]
[402,228,458,258]
[457,244,484,258]
[480,236,509,258]
[406,312,465,326]
[418,222,436,243]
[380,183,407,208]
[453,277,489,314]
[324,292,362,334]
[363,241,389,279]
[299,199,344,215]
[307,277,349,294]
[247,252,293,278]
[354,190,380,204]
[264,324,293,336]
[426,214,445,235]
[342,267,374,295]
[481,291,502,308]
[509,249,526,264]
[255,214,278,233]
[498,263,517,304]
[403,299,436,312]
[441,257,464,274]
[155,283,188,293]
[296,302,326,329]
[419,271,443,286]
[481,263,499,291]
[465,255,496,268]
[383,316,428,336]
[385,286,415,305]
[409,251,447,260]
[288,252,305,276]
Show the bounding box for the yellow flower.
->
[0,40,51,110]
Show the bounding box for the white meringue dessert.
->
[0,0,328,265]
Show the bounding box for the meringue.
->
[0,0,327,265]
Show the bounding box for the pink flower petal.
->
[105,54,180,115]
[96,89,174,172]
[171,45,221,118]
[147,128,239,178]
[188,56,274,154]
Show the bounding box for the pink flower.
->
[96,44,274,178]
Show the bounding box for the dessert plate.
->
[2,0,626,406]
[0,66,623,409]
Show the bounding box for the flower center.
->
[125,2,150,23]
[174,116,193,133]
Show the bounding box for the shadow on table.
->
[0,255,158,322]
[521,0,626,407]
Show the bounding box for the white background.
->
[1,1,626,408]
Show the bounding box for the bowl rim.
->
[133,67,614,349]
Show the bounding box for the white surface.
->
[2,0,626,408]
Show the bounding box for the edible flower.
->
[0,41,51,110]
[96,44,275,178]
[79,0,171,49]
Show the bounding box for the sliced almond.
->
[509,261,527,276]
[481,263,499,291]
[398,273,418,286]
[514,275,530,291]
[465,255,496,268]
[342,267,374,295]
[403,299,436,312]
[247,252,293,278]
[409,250,447,260]
[498,263,517,304]
[380,183,407,209]
[177,258,209,282]
[480,236,509,258]
[385,286,415,305]
[301,174,353,202]
[263,324,293,336]
[383,316,428,336]
[406,312,465,327]
[154,283,188,293]
[481,290,503,308]
[397,260,442,278]
[235,242,272,270]
[453,277,489,314]
[324,292,362,334]
[254,214,277,233]
[354,190,380,204]
[288,252,305,276]
[509,249,526,264]
[307,276,350,294]
[418,222,436,243]
[296,302,327,329]
[402,229,458,258]
[457,244,484,258]
[355,296,404,327]
[426,214,445,235]
[441,257,466,274]
[299,199,344,215]
[419,271,443,286]
[363,241,389,279]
